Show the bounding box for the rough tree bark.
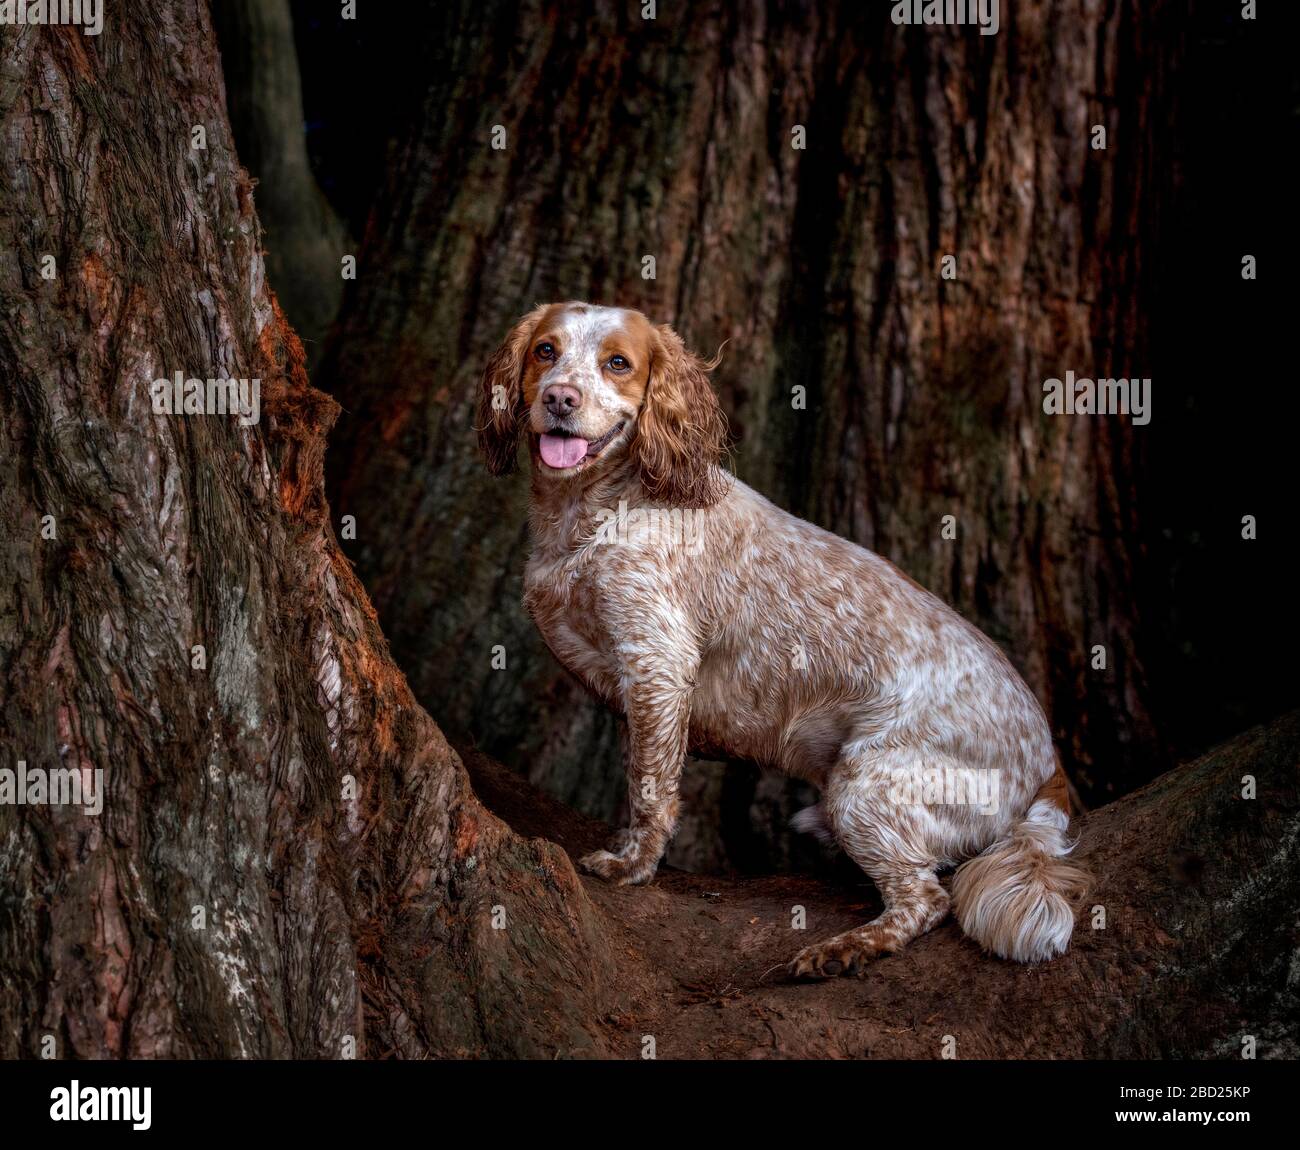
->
[0,6,616,1059]
[319,0,1174,867]
[0,6,1294,1061]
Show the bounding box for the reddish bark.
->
[0,4,613,1059]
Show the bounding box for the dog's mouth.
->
[537,422,626,471]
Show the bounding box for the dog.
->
[478,301,1088,977]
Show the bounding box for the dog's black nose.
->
[542,384,582,415]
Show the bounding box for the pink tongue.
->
[539,434,588,469]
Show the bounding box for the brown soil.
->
[458,711,1300,1059]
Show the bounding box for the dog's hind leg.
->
[788,748,951,979]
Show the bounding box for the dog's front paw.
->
[577,847,659,886]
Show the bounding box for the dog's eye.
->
[535,342,556,362]
[607,355,631,372]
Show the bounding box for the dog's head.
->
[477,302,728,507]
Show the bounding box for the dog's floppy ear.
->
[635,324,730,507]
[478,305,548,475]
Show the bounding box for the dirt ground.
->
[457,712,1300,1059]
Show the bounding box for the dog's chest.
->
[523,548,623,701]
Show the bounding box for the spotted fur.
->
[479,302,1089,976]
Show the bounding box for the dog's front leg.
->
[578,653,694,886]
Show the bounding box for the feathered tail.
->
[951,776,1089,963]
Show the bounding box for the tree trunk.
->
[0,5,615,1059]
[211,0,350,372]
[318,0,1177,867]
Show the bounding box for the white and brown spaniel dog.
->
[478,301,1087,977]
